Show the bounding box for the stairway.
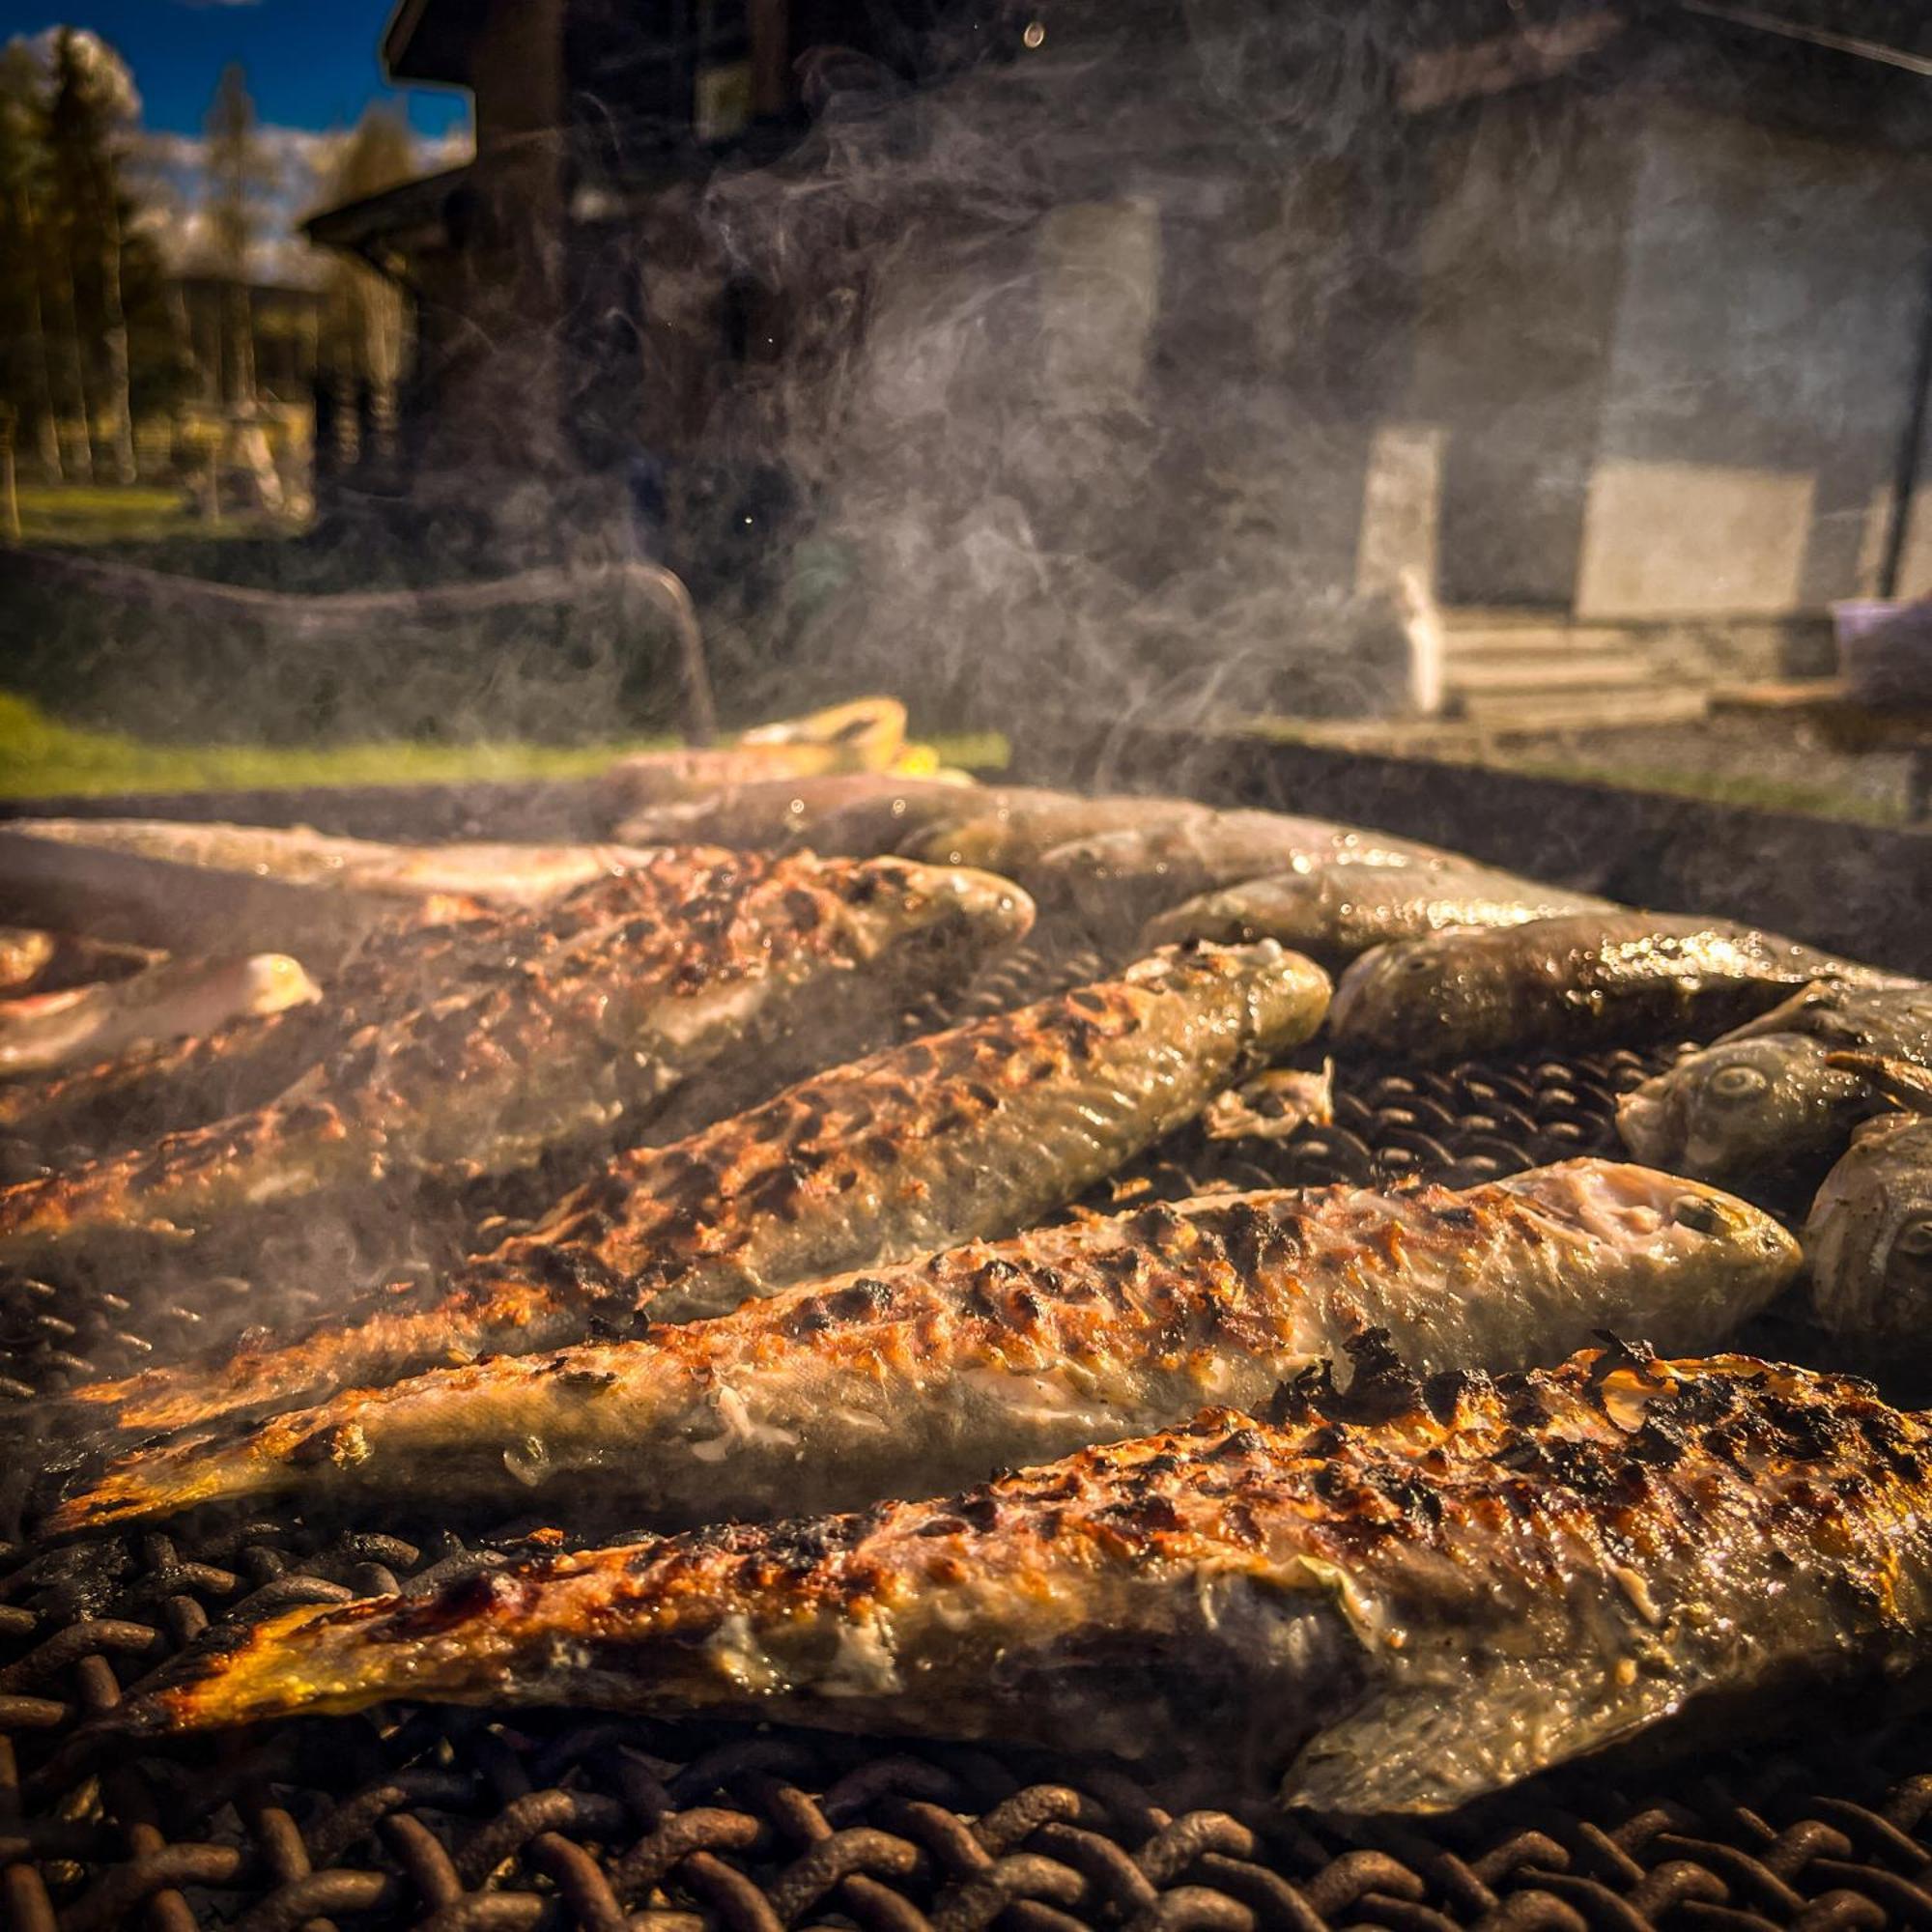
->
[1437,610,1710,733]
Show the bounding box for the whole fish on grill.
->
[54,941,1322,1455]
[1330,912,1908,1063]
[52,1159,1797,1534]
[1805,1056,1932,1364]
[113,1344,1917,1822]
[615,773,986,855]
[0,952,320,1079]
[10,819,662,908]
[599,698,910,810]
[1024,813,1474,950]
[901,794,1216,872]
[1143,865,1617,968]
[0,855,760,1156]
[1618,981,1932,1185]
[0,853,1030,1269]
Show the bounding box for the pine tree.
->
[315,104,413,416]
[44,26,138,481]
[0,41,60,478]
[205,63,275,408]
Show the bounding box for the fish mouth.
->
[1614,1086,1679,1165]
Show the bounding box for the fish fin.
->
[1283,1655,1690,1815]
[1827,1053,1932,1116]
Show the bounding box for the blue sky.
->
[0,3,473,279]
[0,0,470,139]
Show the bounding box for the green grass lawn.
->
[11,483,259,549]
[0,694,1010,802]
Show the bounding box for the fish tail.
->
[70,1277,578,1441]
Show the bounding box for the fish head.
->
[1327,929,1516,1058]
[1806,1116,1932,1350]
[1615,1034,1864,1181]
[1140,874,1321,952]
[836,856,1036,982]
[1509,1158,1802,1293]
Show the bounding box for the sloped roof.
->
[383,0,473,87]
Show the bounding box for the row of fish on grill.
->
[3,695,1932,1818]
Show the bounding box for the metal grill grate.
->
[2,947,1923,1932]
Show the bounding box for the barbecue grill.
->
[4,767,1931,1932]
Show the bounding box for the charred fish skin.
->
[1620,981,1932,1183]
[52,1157,1799,1536]
[113,1348,1932,1823]
[1330,912,1908,1064]
[48,940,1314,1463]
[0,854,724,1154]
[1,852,1033,1271]
[1143,866,1616,968]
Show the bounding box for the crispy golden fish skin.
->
[51,1157,1798,1535]
[900,794,1216,872]
[0,859,720,1153]
[111,1346,1929,1820]
[1619,982,1932,1184]
[1330,912,1910,1063]
[1143,865,1616,968]
[50,941,1314,1463]
[0,853,1031,1270]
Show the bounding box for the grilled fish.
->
[0,953,319,1079]
[1619,981,1932,1184]
[1806,1057,1932,1362]
[0,927,158,999]
[112,1345,1918,1819]
[1330,912,1907,1064]
[901,795,1215,872]
[58,939,1316,1452]
[599,698,909,810]
[0,852,1030,1268]
[1143,866,1616,968]
[12,819,659,908]
[0,855,763,1154]
[615,773,984,855]
[53,1159,1796,1534]
[1027,813,1474,950]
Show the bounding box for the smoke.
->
[628,0,1458,732]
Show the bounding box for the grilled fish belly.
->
[53,1158,1798,1534]
[1142,866,1616,967]
[53,941,1319,1456]
[0,853,1030,1270]
[1331,912,1912,1062]
[116,1348,1932,1821]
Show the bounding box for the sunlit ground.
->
[0,694,1012,801]
[12,483,285,548]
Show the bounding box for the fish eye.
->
[1403,955,1434,973]
[1672,1195,1725,1234]
[1895,1215,1932,1259]
[1706,1065,1769,1104]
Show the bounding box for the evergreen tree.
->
[44,25,138,480]
[0,41,59,477]
[205,62,275,407]
[315,104,413,407]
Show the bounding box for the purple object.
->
[1833,597,1932,706]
